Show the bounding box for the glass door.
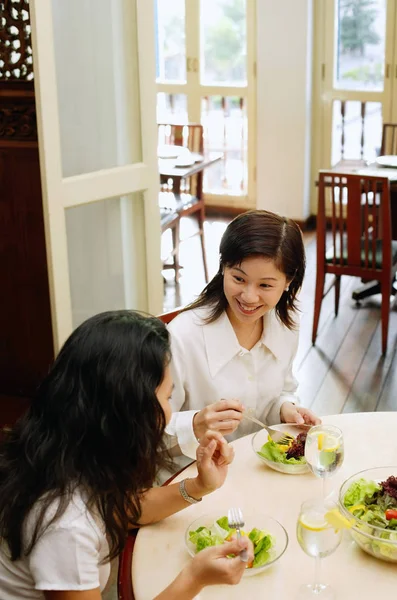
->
[30,0,162,349]
[155,0,256,208]
[316,0,396,169]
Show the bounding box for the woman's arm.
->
[137,431,233,525]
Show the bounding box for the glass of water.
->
[304,425,344,497]
[296,498,342,599]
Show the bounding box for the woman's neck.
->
[226,308,264,351]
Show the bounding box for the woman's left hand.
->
[280,402,321,426]
[191,431,234,497]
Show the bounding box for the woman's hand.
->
[154,538,254,599]
[280,402,321,426]
[186,537,254,587]
[187,431,234,498]
[193,399,244,441]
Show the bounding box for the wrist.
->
[185,477,212,499]
[192,412,201,441]
[280,401,293,422]
[178,564,204,597]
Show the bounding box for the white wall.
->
[256,0,313,221]
[51,0,148,326]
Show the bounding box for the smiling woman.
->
[163,210,321,477]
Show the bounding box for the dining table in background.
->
[132,412,397,599]
[158,151,223,194]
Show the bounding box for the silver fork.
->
[227,507,249,562]
[241,412,294,445]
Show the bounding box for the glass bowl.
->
[251,427,309,475]
[339,466,397,563]
[185,510,288,576]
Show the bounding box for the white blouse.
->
[165,307,300,467]
[0,489,110,599]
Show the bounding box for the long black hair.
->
[185,210,306,329]
[0,310,170,562]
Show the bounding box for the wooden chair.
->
[312,172,397,355]
[117,529,138,600]
[380,123,397,156]
[157,306,183,324]
[159,124,208,284]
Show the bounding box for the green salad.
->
[258,433,307,465]
[188,516,275,568]
[343,476,397,561]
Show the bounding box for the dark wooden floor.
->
[162,215,397,415]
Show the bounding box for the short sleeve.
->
[29,523,100,591]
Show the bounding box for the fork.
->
[227,507,249,562]
[241,412,294,445]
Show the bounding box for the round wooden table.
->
[132,413,397,599]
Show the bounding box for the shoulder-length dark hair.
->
[186,210,306,329]
[0,310,170,562]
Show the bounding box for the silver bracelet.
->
[179,479,202,504]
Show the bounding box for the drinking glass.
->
[304,425,344,498]
[296,498,342,599]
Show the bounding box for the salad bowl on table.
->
[339,466,397,563]
[185,510,288,576]
[251,424,310,474]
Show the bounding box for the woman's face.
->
[155,364,173,425]
[223,256,290,326]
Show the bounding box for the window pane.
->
[156,0,186,82]
[66,193,147,328]
[202,96,247,195]
[51,0,142,177]
[157,93,188,123]
[335,0,386,91]
[331,100,382,165]
[200,0,247,85]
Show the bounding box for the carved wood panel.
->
[0,0,34,81]
[0,1,54,421]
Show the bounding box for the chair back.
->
[157,307,183,324]
[380,123,397,155]
[158,123,204,154]
[317,172,392,280]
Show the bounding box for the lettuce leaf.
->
[343,478,381,508]
[258,440,305,465]
[189,517,275,568]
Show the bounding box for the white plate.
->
[157,145,182,159]
[375,155,397,168]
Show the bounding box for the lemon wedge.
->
[317,433,324,451]
[299,514,328,532]
[348,504,366,514]
[325,508,353,530]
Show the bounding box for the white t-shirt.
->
[165,307,299,467]
[0,489,110,599]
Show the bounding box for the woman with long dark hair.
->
[166,210,320,470]
[0,311,252,599]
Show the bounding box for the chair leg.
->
[171,220,181,284]
[334,276,341,317]
[198,207,209,283]
[312,267,326,345]
[381,280,390,355]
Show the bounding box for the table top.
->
[132,412,397,599]
[158,151,223,179]
[330,159,397,182]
